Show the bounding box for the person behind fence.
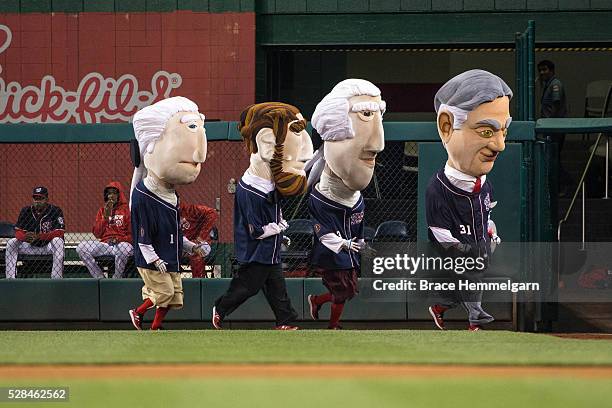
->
[212,102,314,330]
[179,202,217,278]
[128,96,209,331]
[305,79,385,330]
[537,59,570,196]
[427,69,510,331]
[76,181,133,279]
[5,186,65,279]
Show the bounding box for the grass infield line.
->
[2,364,612,379]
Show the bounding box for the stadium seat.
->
[0,221,15,275]
[0,221,56,278]
[373,220,415,242]
[584,80,612,118]
[93,255,138,279]
[282,219,313,277]
[364,226,376,243]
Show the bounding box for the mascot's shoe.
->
[328,325,343,330]
[471,311,495,325]
[428,305,447,330]
[275,325,299,331]
[307,295,321,320]
[468,324,482,332]
[212,306,222,330]
[129,309,142,331]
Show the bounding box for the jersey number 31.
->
[459,225,472,235]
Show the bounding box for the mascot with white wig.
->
[128,96,209,331]
[306,79,385,330]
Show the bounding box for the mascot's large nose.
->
[193,130,208,163]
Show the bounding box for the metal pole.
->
[605,135,609,199]
[581,182,586,251]
[515,33,522,120]
[522,35,529,120]
[527,20,536,121]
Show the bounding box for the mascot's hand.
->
[278,219,289,231]
[344,238,365,253]
[282,236,291,248]
[193,242,211,257]
[154,259,168,273]
[488,219,501,253]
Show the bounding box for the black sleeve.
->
[52,207,65,230]
[15,207,29,230]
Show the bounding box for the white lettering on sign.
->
[0,24,183,123]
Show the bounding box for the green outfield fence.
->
[0,119,566,329]
[0,121,540,278]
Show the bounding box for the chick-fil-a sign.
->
[0,24,183,123]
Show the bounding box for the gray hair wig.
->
[434,69,512,129]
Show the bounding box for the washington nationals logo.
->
[484,193,491,212]
[351,211,364,225]
[180,218,191,231]
[112,215,124,227]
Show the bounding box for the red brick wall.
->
[0,11,255,123]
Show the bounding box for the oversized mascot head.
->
[130,96,207,199]
[239,102,313,197]
[308,79,385,191]
[434,69,512,177]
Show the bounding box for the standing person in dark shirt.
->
[538,60,570,195]
[427,69,511,331]
[5,186,65,279]
[538,60,567,120]
[212,102,313,330]
[305,79,386,330]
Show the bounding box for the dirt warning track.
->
[2,364,612,379]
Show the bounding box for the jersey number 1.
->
[170,234,174,244]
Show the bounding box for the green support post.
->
[527,20,536,121]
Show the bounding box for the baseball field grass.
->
[0,330,611,408]
[3,378,612,408]
[0,330,611,365]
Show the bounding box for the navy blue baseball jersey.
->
[15,204,65,247]
[234,180,282,265]
[426,169,493,260]
[308,187,365,270]
[131,181,183,272]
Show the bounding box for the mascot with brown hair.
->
[212,102,313,330]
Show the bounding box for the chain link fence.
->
[0,139,419,279]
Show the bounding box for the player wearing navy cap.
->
[5,186,65,279]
